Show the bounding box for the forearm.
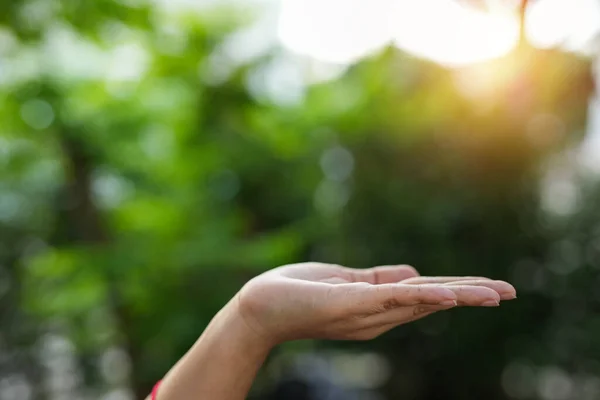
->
[154,300,273,400]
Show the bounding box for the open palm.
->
[236,263,516,344]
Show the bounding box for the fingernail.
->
[482,300,500,307]
[500,293,517,300]
[440,300,458,306]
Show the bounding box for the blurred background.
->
[1,0,600,399]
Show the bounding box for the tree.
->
[0,0,596,399]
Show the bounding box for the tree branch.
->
[518,0,530,48]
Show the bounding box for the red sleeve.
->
[151,380,162,400]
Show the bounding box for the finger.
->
[360,304,452,328]
[443,280,516,300]
[343,265,420,284]
[341,283,458,316]
[443,285,501,306]
[402,276,491,285]
[403,277,516,300]
[351,305,447,339]
[351,285,507,334]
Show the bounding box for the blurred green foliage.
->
[1,1,599,399]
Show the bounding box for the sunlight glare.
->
[278,0,395,65]
[391,0,519,66]
[277,0,600,67]
[527,0,600,52]
[278,0,519,67]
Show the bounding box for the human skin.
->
[149,263,517,400]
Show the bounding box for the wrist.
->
[205,299,275,357]
[156,301,273,400]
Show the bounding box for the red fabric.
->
[151,380,162,400]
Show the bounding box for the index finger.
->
[338,283,458,316]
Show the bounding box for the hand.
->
[233,263,516,346]
[152,263,517,400]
